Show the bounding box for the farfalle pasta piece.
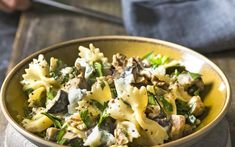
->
[114,78,168,145]
[22,108,53,133]
[28,87,46,107]
[107,99,135,122]
[86,78,112,105]
[170,83,191,102]
[114,121,140,145]
[77,43,109,65]
[21,54,60,91]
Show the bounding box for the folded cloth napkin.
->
[122,0,235,53]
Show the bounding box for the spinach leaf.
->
[148,94,156,105]
[99,81,106,90]
[148,55,169,67]
[70,138,84,147]
[58,138,67,145]
[159,96,173,112]
[56,125,67,143]
[41,112,62,128]
[91,100,107,111]
[23,106,32,119]
[165,65,186,75]
[188,84,200,96]
[189,72,201,80]
[110,87,117,98]
[175,99,197,125]
[94,62,103,77]
[175,99,189,115]
[79,109,92,128]
[98,109,109,127]
[25,88,33,95]
[46,88,57,100]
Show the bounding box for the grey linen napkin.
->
[122,0,235,53]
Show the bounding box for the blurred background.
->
[0,0,235,146]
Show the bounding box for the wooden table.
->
[2,0,235,146]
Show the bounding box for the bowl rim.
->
[0,35,231,147]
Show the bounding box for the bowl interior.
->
[2,37,229,146]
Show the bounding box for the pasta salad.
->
[20,44,206,146]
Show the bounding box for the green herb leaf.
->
[62,74,70,84]
[148,95,156,105]
[46,88,57,100]
[58,138,67,145]
[99,81,106,90]
[80,109,92,128]
[98,109,109,127]
[70,138,84,147]
[94,62,103,77]
[110,87,117,98]
[91,100,107,111]
[23,106,32,119]
[41,112,62,128]
[189,72,201,80]
[175,99,189,115]
[56,125,67,143]
[148,54,169,67]
[188,84,200,96]
[165,65,186,75]
[142,51,153,60]
[159,96,173,112]
[176,99,198,124]
[25,88,33,95]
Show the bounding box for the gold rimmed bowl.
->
[0,36,231,146]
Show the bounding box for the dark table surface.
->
[0,0,235,146]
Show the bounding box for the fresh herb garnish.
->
[79,109,92,128]
[41,112,62,128]
[94,62,103,77]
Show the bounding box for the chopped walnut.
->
[112,53,127,73]
[170,115,186,140]
[66,113,87,131]
[151,75,169,90]
[145,105,161,119]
